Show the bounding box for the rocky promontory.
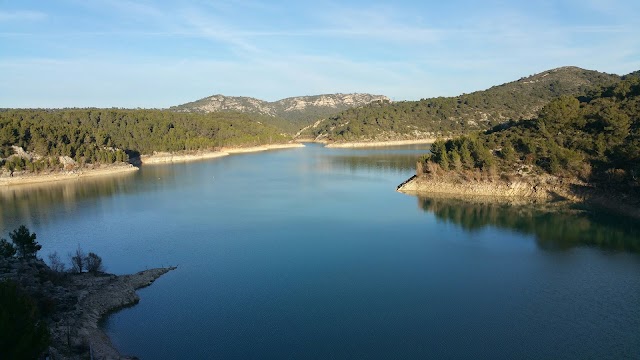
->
[397,173,574,200]
[397,172,640,219]
[0,257,176,359]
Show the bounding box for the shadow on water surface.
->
[418,196,640,253]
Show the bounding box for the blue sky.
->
[1,0,639,108]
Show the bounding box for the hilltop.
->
[398,74,640,218]
[171,93,390,133]
[305,66,620,143]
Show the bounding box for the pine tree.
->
[8,226,41,260]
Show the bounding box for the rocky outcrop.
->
[397,173,578,200]
[0,257,176,360]
[174,95,278,116]
[397,172,640,219]
[172,93,390,118]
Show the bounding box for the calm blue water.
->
[1,143,639,359]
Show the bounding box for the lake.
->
[1,143,639,359]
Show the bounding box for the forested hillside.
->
[420,75,640,190]
[0,109,289,173]
[172,93,389,133]
[307,67,620,142]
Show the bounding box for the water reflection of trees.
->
[330,154,418,173]
[418,197,640,252]
[0,172,138,230]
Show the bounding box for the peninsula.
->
[0,256,176,360]
[398,76,640,219]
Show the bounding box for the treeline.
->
[308,67,619,141]
[420,76,640,188]
[0,108,290,171]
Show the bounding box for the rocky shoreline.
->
[397,174,640,219]
[0,163,138,187]
[0,258,176,360]
[1,143,305,186]
[397,174,568,199]
[121,143,305,164]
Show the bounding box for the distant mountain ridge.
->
[171,93,390,133]
[305,66,623,142]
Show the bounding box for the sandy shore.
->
[325,139,436,148]
[140,143,305,164]
[0,164,138,187]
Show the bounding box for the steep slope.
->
[171,93,390,133]
[399,75,640,217]
[307,67,620,142]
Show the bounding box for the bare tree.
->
[70,246,86,273]
[48,251,66,272]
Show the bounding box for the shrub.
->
[48,252,66,273]
[85,252,104,274]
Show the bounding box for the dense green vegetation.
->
[420,76,640,190]
[0,225,50,359]
[0,109,290,173]
[308,67,620,141]
[0,225,41,260]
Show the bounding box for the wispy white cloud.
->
[179,9,263,55]
[1,0,639,108]
[0,10,46,22]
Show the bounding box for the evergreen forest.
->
[420,76,640,191]
[307,67,620,141]
[0,109,289,173]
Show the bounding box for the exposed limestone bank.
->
[325,139,437,148]
[139,150,229,164]
[0,257,176,360]
[139,143,305,164]
[0,163,138,187]
[397,174,568,199]
[397,174,640,219]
